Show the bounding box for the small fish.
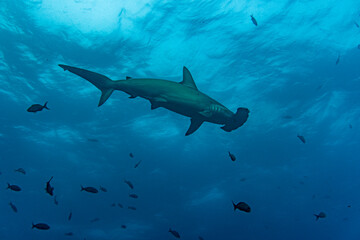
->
[87,138,99,142]
[68,212,72,221]
[9,202,17,213]
[336,54,340,65]
[169,228,181,238]
[250,15,258,26]
[134,160,142,168]
[45,176,54,196]
[347,205,351,208]
[228,152,236,161]
[129,193,138,199]
[32,223,50,230]
[355,21,359,28]
[14,168,26,174]
[314,212,326,221]
[121,225,127,229]
[128,206,136,210]
[111,203,116,207]
[7,183,21,192]
[90,217,100,223]
[129,153,134,158]
[81,186,98,193]
[232,201,251,213]
[99,186,107,192]
[65,232,74,236]
[124,180,134,189]
[240,178,247,182]
[54,196,58,205]
[118,203,124,208]
[199,237,204,240]
[27,101,50,113]
[297,135,306,144]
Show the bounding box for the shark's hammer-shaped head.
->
[221,107,250,132]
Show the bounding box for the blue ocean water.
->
[1,0,360,239]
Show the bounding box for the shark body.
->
[59,65,249,135]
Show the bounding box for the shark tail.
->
[59,64,114,107]
[221,107,250,132]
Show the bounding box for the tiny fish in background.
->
[14,168,26,174]
[336,54,340,65]
[7,183,21,192]
[81,186,98,193]
[250,15,258,26]
[54,196,58,205]
[199,236,204,240]
[99,186,107,192]
[358,44,360,50]
[169,228,181,238]
[9,202,17,213]
[134,160,142,168]
[129,193,138,199]
[128,206,136,210]
[90,217,100,223]
[297,135,306,144]
[124,180,134,189]
[87,138,99,142]
[32,223,50,230]
[118,203,124,208]
[121,225,127,229]
[314,212,326,221]
[45,176,54,196]
[68,211,72,221]
[27,101,49,113]
[65,232,73,236]
[111,203,116,207]
[129,153,134,158]
[355,21,359,28]
[232,201,251,213]
[228,152,236,161]
[349,124,353,128]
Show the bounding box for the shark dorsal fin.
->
[180,67,198,90]
[126,76,132,80]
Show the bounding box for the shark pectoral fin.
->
[150,97,167,110]
[180,67,198,90]
[185,118,204,136]
[199,110,212,118]
[99,89,114,107]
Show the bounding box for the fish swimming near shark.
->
[59,65,249,136]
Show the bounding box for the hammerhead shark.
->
[58,65,249,135]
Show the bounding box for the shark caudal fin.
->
[221,107,249,132]
[59,64,114,107]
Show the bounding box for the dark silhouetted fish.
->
[129,153,134,158]
[14,168,26,175]
[65,232,74,236]
[111,203,116,207]
[68,211,72,221]
[124,180,134,189]
[128,206,136,210]
[32,223,50,230]
[54,196,58,205]
[240,177,247,182]
[27,101,49,113]
[90,217,100,223]
[228,152,236,161]
[232,201,251,213]
[45,176,54,196]
[250,15,258,26]
[7,183,21,192]
[297,135,306,144]
[355,21,359,28]
[169,228,181,238]
[121,225,127,229]
[199,236,204,240]
[347,205,351,208]
[118,203,124,208]
[134,160,142,168]
[314,212,326,221]
[129,194,138,199]
[9,202,17,213]
[99,186,107,192]
[336,54,340,65]
[81,186,98,193]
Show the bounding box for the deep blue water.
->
[1,1,360,239]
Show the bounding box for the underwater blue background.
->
[1,0,360,239]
